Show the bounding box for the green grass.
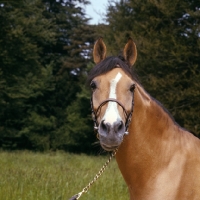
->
[0,151,129,200]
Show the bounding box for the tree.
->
[98,0,200,134]
[0,0,97,151]
[0,0,56,149]
[39,0,96,151]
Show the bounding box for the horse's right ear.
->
[93,37,107,64]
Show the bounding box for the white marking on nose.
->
[102,72,122,124]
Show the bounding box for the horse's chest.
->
[151,155,185,199]
[132,154,200,200]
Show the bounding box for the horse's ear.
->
[123,38,137,67]
[93,37,107,64]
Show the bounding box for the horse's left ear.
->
[93,37,107,64]
[123,38,137,67]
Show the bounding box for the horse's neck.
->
[116,85,183,194]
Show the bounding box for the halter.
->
[90,90,135,135]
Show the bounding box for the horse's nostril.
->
[114,120,124,133]
[100,120,111,133]
[118,122,123,131]
[99,119,125,135]
[101,120,107,132]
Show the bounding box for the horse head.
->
[89,38,137,151]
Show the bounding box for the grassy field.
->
[0,151,129,200]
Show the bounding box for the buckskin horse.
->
[89,38,200,199]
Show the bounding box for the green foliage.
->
[99,0,200,134]
[50,82,96,153]
[0,0,96,151]
[0,0,56,143]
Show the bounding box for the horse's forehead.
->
[99,68,129,82]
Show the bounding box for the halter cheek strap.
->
[90,91,135,135]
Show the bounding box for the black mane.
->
[87,56,139,84]
[87,55,191,133]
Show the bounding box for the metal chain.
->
[69,148,118,200]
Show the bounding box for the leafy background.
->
[0,0,199,152]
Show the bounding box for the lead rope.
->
[68,148,118,200]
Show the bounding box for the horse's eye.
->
[90,81,97,91]
[130,84,135,92]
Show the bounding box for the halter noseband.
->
[90,91,135,135]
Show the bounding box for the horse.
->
[88,38,200,200]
